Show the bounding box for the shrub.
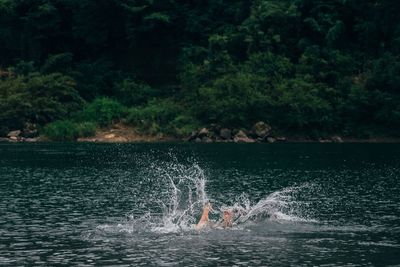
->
[26,73,85,124]
[0,73,84,129]
[272,78,334,130]
[0,126,9,137]
[72,60,119,99]
[77,122,97,137]
[43,120,80,141]
[114,79,156,106]
[9,60,36,75]
[41,53,74,74]
[193,72,270,126]
[127,98,185,135]
[166,115,200,136]
[78,97,127,127]
[43,120,97,141]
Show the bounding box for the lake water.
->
[0,143,399,266]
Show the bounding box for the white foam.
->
[236,184,318,224]
[97,161,317,235]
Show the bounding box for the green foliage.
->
[72,60,120,100]
[366,53,400,94]
[144,12,171,23]
[243,52,294,81]
[193,72,269,126]
[0,73,84,130]
[0,125,9,137]
[26,73,84,124]
[273,78,334,130]
[43,120,78,141]
[77,122,97,137]
[167,115,200,137]
[41,53,74,74]
[9,61,36,75]
[43,120,96,141]
[127,98,197,136]
[0,0,400,138]
[114,79,156,106]
[78,97,127,127]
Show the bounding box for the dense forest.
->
[0,0,399,140]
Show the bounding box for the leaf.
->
[144,12,170,23]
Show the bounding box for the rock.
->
[9,136,18,141]
[202,136,213,143]
[252,121,271,138]
[188,131,198,141]
[266,137,276,143]
[105,134,116,139]
[7,130,21,138]
[318,139,332,143]
[219,128,232,140]
[331,135,343,143]
[195,137,202,143]
[209,123,221,134]
[21,129,38,138]
[197,128,209,138]
[21,123,38,138]
[235,136,256,143]
[235,130,247,138]
[276,137,287,142]
[233,130,255,143]
[0,137,10,142]
[24,138,38,142]
[232,129,239,136]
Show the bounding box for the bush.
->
[9,60,36,75]
[166,115,200,136]
[43,120,97,141]
[0,73,84,130]
[272,78,334,130]
[72,60,124,100]
[77,122,97,137]
[114,79,156,106]
[43,120,80,141]
[77,97,127,127]
[27,73,85,124]
[41,53,74,74]
[193,72,270,126]
[127,98,190,135]
[0,126,9,137]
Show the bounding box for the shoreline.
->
[2,136,400,144]
[2,123,400,144]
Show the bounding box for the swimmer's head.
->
[223,209,233,217]
[222,207,246,217]
[222,209,234,227]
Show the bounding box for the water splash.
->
[234,184,318,224]
[97,160,317,235]
[148,159,209,233]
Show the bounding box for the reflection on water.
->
[0,143,399,266]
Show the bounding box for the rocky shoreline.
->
[0,121,399,144]
[187,121,288,143]
[0,123,41,143]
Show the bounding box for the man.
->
[195,202,235,230]
[221,209,233,228]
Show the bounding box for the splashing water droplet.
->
[97,157,318,235]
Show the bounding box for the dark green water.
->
[0,143,399,266]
